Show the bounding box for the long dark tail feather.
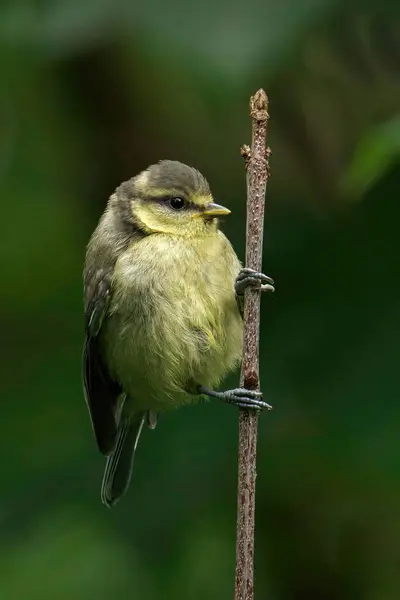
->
[100,410,146,508]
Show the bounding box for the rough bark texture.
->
[235,89,271,600]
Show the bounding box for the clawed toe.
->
[235,268,275,295]
[235,401,272,410]
[226,388,262,398]
[222,387,272,411]
[238,268,274,285]
[197,385,272,411]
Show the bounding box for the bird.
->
[83,160,274,508]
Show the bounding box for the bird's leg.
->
[198,385,272,411]
[235,267,275,296]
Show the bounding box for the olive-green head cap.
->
[145,160,211,199]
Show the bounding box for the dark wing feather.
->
[236,293,244,319]
[83,267,121,456]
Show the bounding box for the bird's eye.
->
[168,197,185,210]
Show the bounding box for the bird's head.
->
[112,160,231,239]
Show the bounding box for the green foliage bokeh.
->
[1,1,399,598]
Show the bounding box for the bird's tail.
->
[100,409,146,508]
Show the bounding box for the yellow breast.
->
[102,231,243,410]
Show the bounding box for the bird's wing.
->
[83,265,121,456]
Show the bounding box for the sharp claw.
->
[260,284,275,293]
[235,268,275,295]
[237,268,274,285]
[237,401,273,411]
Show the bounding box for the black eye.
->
[168,197,185,210]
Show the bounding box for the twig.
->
[235,89,271,600]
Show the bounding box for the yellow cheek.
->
[132,202,165,233]
[132,200,215,238]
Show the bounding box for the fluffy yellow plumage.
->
[83,160,273,507]
[103,225,243,410]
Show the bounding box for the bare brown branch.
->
[235,89,271,600]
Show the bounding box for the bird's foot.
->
[199,385,272,411]
[235,267,275,296]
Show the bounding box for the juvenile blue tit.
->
[83,160,274,507]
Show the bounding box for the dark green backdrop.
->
[1,1,399,598]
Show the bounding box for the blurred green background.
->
[1,1,400,598]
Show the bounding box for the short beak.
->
[202,202,231,217]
